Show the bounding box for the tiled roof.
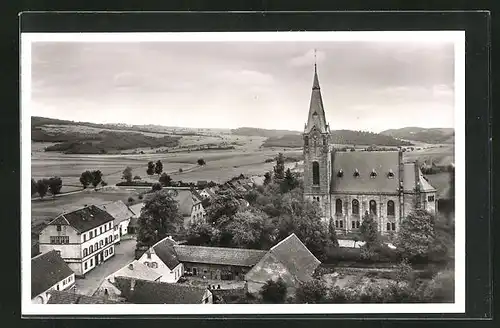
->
[114,277,208,304]
[331,151,401,193]
[49,205,115,233]
[190,189,204,203]
[128,203,145,217]
[152,237,180,270]
[245,234,321,285]
[31,250,74,298]
[112,260,162,281]
[47,290,123,304]
[402,162,436,193]
[97,200,134,224]
[174,245,267,267]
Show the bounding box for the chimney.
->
[128,263,134,270]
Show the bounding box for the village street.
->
[74,237,136,296]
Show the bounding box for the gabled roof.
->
[128,203,145,217]
[49,205,115,233]
[305,65,329,134]
[402,162,436,193]
[152,237,181,270]
[97,200,134,224]
[331,151,401,193]
[112,260,162,281]
[190,189,204,203]
[47,290,124,304]
[31,250,74,298]
[245,233,320,285]
[174,245,267,267]
[114,277,209,304]
[144,190,201,217]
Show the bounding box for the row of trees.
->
[31,177,62,198]
[79,170,106,189]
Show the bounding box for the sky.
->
[30,39,455,133]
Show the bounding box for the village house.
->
[302,64,437,235]
[199,187,216,200]
[97,200,134,243]
[31,250,75,304]
[137,237,184,283]
[127,202,144,234]
[38,205,118,276]
[113,277,213,304]
[245,233,321,297]
[46,290,124,304]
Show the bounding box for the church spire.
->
[305,52,328,134]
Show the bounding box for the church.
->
[302,64,437,235]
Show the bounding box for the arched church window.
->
[304,136,309,146]
[369,200,377,215]
[312,162,320,185]
[352,199,359,215]
[387,200,395,216]
[335,199,342,214]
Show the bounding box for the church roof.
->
[305,65,329,134]
[330,151,436,194]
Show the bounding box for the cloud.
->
[215,69,275,85]
[288,49,326,67]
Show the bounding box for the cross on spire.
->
[314,49,317,71]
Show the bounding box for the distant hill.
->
[231,127,301,138]
[262,130,413,148]
[380,127,454,144]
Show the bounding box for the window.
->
[104,249,108,256]
[151,262,158,268]
[115,235,118,240]
[100,227,103,234]
[304,136,309,146]
[370,169,377,178]
[95,242,98,250]
[428,195,435,202]
[387,222,396,231]
[392,223,396,231]
[90,231,93,239]
[335,199,342,214]
[339,220,344,228]
[83,234,87,242]
[387,200,395,216]
[387,169,395,178]
[104,237,108,244]
[144,261,150,267]
[387,222,391,231]
[352,199,359,215]
[312,162,320,185]
[109,247,113,254]
[369,200,377,215]
[89,245,93,253]
[356,221,360,228]
[100,240,104,247]
[57,225,62,232]
[50,236,69,244]
[353,169,360,177]
[352,221,356,229]
[84,262,88,270]
[94,229,97,236]
[56,285,59,291]
[335,220,339,228]
[83,249,88,257]
[90,259,93,266]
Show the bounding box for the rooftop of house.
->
[48,205,115,233]
[151,237,181,270]
[128,202,145,217]
[245,233,321,285]
[47,290,124,304]
[174,244,268,267]
[31,250,74,298]
[111,260,162,282]
[113,277,209,304]
[96,200,134,224]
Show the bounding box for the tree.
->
[396,209,436,261]
[31,178,37,196]
[359,210,379,248]
[147,161,155,176]
[226,209,276,249]
[79,170,93,189]
[101,181,108,187]
[159,173,172,187]
[36,179,49,199]
[273,153,285,181]
[136,190,184,248]
[328,217,339,247]
[280,168,299,193]
[295,279,328,304]
[260,278,287,303]
[206,190,240,225]
[91,170,103,188]
[395,258,414,283]
[448,164,455,200]
[197,158,206,166]
[152,182,162,191]
[122,167,133,183]
[47,177,63,196]
[155,160,163,176]
[186,220,219,246]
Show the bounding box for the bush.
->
[152,182,162,191]
[116,181,153,187]
[197,158,206,166]
[138,194,144,200]
[127,197,134,203]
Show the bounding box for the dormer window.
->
[353,169,360,177]
[337,169,344,178]
[387,169,395,178]
[370,169,377,178]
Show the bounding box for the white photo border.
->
[21,31,465,316]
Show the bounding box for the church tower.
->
[303,58,332,219]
